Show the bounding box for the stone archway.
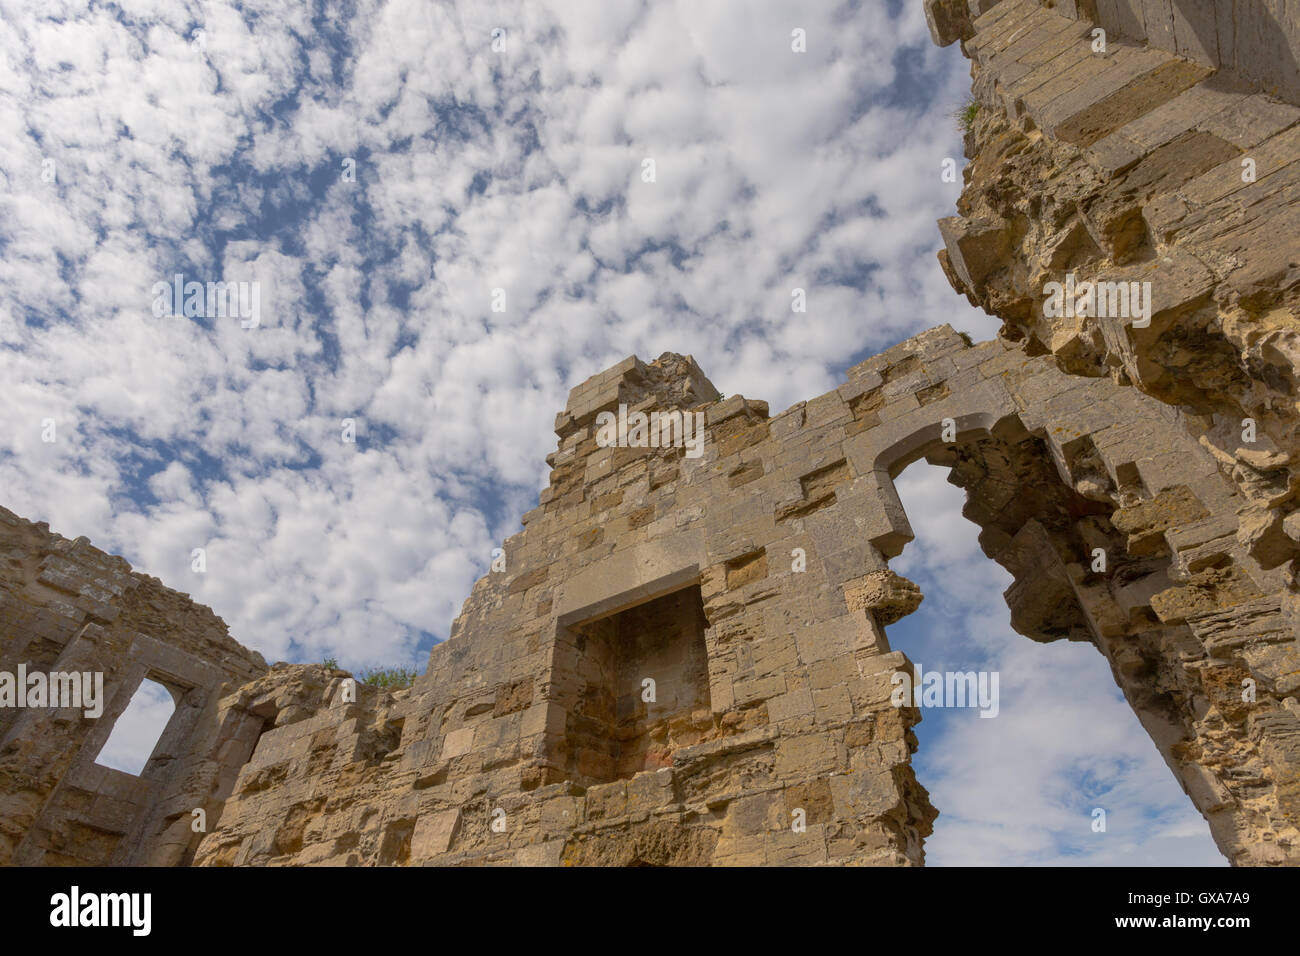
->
[860,412,1213,861]
[847,398,1299,866]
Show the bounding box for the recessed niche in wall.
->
[554,585,712,785]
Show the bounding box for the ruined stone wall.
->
[927,0,1300,104]
[0,508,268,865]
[4,333,1298,866]
[918,0,1300,862]
[929,0,1300,657]
[188,334,1298,866]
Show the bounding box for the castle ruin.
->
[1,0,1298,866]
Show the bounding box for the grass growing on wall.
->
[321,658,418,690]
[357,666,418,689]
[955,97,979,134]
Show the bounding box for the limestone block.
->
[844,570,924,626]
[514,840,564,867]
[412,808,460,860]
[774,733,840,778]
[937,216,1011,292]
[764,824,827,865]
[627,768,676,814]
[441,727,475,760]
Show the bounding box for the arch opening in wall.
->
[93,677,177,777]
[870,419,1224,865]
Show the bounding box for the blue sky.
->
[1,0,1219,863]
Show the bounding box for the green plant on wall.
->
[954,97,979,134]
[357,666,418,689]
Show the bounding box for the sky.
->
[1,0,1220,862]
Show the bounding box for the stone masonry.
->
[929,0,1300,612]
[0,514,267,865]
[1,0,1298,866]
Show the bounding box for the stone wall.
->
[919,0,1300,863]
[930,0,1300,653]
[191,335,1298,866]
[4,332,1298,866]
[926,0,1300,104]
[0,508,268,865]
